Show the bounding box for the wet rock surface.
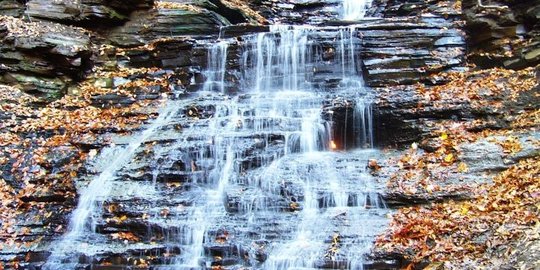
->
[11,90,388,269]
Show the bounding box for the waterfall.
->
[245,25,312,93]
[354,100,374,148]
[239,26,382,270]
[43,102,179,269]
[336,26,373,149]
[167,25,385,269]
[342,0,373,20]
[43,12,387,270]
[203,40,229,93]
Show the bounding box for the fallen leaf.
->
[457,162,468,173]
[440,132,448,141]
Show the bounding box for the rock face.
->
[0,16,92,99]
[119,38,197,68]
[240,0,346,24]
[462,0,540,69]
[359,16,466,87]
[108,5,231,47]
[25,0,153,26]
[0,0,267,100]
[364,0,540,148]
[351,4,467,147]
[459,139,507,172]
[373,73,540,147]
[0,0,24,17]
[107,0,268,47]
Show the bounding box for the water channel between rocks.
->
[43,1,391,269]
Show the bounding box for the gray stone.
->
[0,0,24,17]
[0,16,92,99]
[359,17,466,87]
[108,7,231,47]
[524,47,540,61]
[460,140,506,172]
[90,93,136,108]
[25,0,153,26]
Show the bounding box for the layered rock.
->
[25,0,153,26]
[359,16,466,87]
[233,0,355,25]
[375,0,463,17]
[0,16,92,99]
[207,0,267,24]
[117,38,197,69]
[373,70,540,147]
[462,0,540,69]
[107,3,231,47]
[0,0,267,101]
[0,0,24,17]
[106,0,268,47]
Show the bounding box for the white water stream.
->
[43,2,386,269]
[342,0,373,20]
[172,24,383,269]
[43,101,179,269]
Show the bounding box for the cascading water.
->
[185,23,379,268]
[173,102,243,268]
[203,40,229,93]
[43,101,179,269]
[239,26,383,270]
[167,24,386,269]
[342,0,373,20]
[354,101,374,148]
[44,3,388,270]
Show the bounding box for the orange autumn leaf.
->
[457,162,468,173]
[443,153,454,163]
[111,232,139,242]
